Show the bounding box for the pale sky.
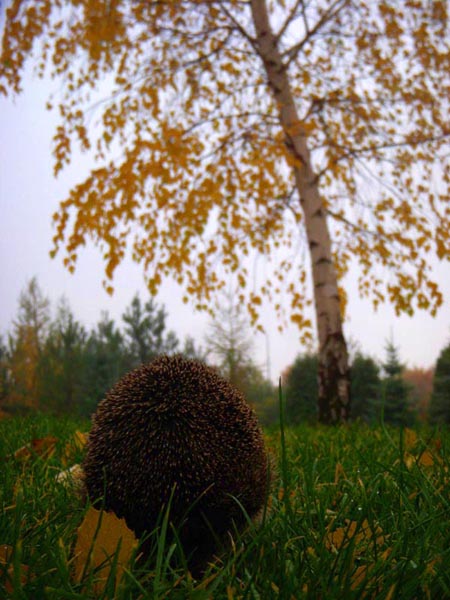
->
[1,73,449,381]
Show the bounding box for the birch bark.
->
[250,0,350,423]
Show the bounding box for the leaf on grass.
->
[418,449,436,467]
[403,428,417,450]
[325,519,385,553]
[9,436,58,462]
[73,507,138,594]
[62,431,88,466]
[271,581,280,594]
[404,447,441,469]
[334,461,347,484]
[0,544,31,593]
[351,563,372,589]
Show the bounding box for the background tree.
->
[284,354,318,425]
[350,353,381,423]
[182,336,208,363]
[429,341,450,425]
[122,294,179,369]
[205,289,254,387]
[7,277,51,409]
[205,289,276,422]
[380,340,414,426]
[82,312,128,413]
[403,367,434,422]
[39,298,87,414]
[2,2,449,422]
[0,335,9,408]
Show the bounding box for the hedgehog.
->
[82,354,269,572]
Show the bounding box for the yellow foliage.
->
[0,0,448,335]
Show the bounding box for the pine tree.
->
[7,278,51,409]
[284,354,318,425]
[39,298,87,414]
[122,294,179,368]
[380,341,414,426]
[351,353,381,423]
[83,312,128,414]
[0,335,9,408]
[429,341,450,424]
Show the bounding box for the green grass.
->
[1,413,449,599]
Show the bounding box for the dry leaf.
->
[403,428,417,450]
[418,449,436,467]
[62,431,88,466]
[0,543,31,593]
[9,436,58,462]
[73,507,138,594]
[351,563,372,589]
[334,461,347,484]
[326,519,385,553]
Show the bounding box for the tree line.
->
[0,278,449,426]
[284,342,450,426]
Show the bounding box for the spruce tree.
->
[122,295,179,368]
[351,353,381,423]
[380,341,414,426]
[284,354,318,425]
[429,342,450,424]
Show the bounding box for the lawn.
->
[0,414,449,599]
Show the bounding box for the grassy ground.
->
[0,414,449,599]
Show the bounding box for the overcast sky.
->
[1,70,449,381]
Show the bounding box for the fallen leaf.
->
[326,519,385,553]
[0,543,31,593]
[62,431,88,466]
[9,436,58,462]
[418,449,436,467]
[403,428,417,450]
[334,461,347,484]
[73,507,138,594]
[351,563,372,589]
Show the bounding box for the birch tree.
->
[1,1,449,422]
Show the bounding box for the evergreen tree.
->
[182,336,208,362]
[380,341,414,426]
[429,341,450,424]
[7,278,51,409]
[351,353,381,423]
[284,354,318,425]
[122,295,179,368]
[0,335,9,408]
[83,312,128,414]
[39,298,87,414]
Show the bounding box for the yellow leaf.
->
[62,431,88,466]
[418,449,435,467]
[403,428,417,450]
[334,461,346,484]
[0,543,31,592]
[10,436,58,462]
[73,507,138,594]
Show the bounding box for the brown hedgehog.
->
[82,354,269,571]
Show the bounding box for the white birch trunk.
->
[250,0,350,423]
